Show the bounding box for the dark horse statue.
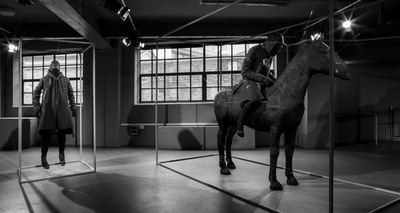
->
[213,36,351,190]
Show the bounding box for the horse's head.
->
[299,34,351,80]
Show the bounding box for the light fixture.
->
[104,0,130,21]
[122,38,132,47]
[8,43,18,52]
[311,33,323,41]
[17,0,35,6]
[199,0,290,6]
[122,37,145,49]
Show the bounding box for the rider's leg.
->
[236,101,259,137]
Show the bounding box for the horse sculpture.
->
[213,36,351,190]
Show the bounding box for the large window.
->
[138,43,271,103]
[22,53,83,105]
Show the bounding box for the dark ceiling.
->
[0,0,399,49]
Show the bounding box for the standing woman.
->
[33,60,76,169]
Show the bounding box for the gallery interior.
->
[0,0,399,212]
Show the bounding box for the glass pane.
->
[191,88,202,101]
[221,74,231,86]
[233,73,242,85]
[207,88,218,100]
[221,45,231,57]
[154,60,164,73]
[192,47,203,58]
[140,50,152,60]
[192,75,202,87]
[153,89,165,102]
[205,46,218,57]
[178,48,190,58]
[77,65,83,78]
[76,80,83,92]
[33,56,43,66]
[44,55,54,66]
[66,66,77,78]
[166,60,177,73]
[205,58,218,72]
[233,44,246,56]
[233,57,244,71]
[59,65,65,73]
[23,68,32,79]
[178,89,190,101]
[246,43,258,52]
[76,91,83,104]
[178,75,190,88]
[34,67,44,79]
[23,56,32,67]
[178,59,190,73]
[70,80,77,92]
[192,58,203,73]
[24,94,32,105]
[153,49,165,59]
[141,77,152,88]
[140,61,152,74]
[207,74,218,87]
[153,76,164,88]
[66,54,77,64]
[55,54,65,64]
[33,81,39,90]
[165,89,177,101]
[165,49,177,59]
[165,76,177,88]
[221,57,232,71]
[24,82,33,92]
[141,89,152,102]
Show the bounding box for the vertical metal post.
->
[79,53,83,160]
[328,0,335,212]
[92,45,97,171]
[18,38,23,184]
[155,40,159,164]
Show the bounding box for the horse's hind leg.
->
[225,126,236,169]
[218,126,231,175]
[269,127,283,190]
[285,128,298,186]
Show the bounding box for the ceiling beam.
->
[38,0,113,50]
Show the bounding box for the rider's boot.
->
[236,102,255,137]
[41,154,50,169]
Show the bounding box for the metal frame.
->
[17,37,96,184]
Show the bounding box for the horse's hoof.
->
[227,161,236,169]
[220,167,231,175]
[287,176,298,186]
[269,182,283,191]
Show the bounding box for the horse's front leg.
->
[269,127,283,190]
[285,128,298,186]
[218,126,230,175]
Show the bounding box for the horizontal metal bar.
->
[21,160,82,170]
[121,123,219,127]
[158,153,218,164]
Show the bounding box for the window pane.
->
[221,74,231,86]
[24,94,32,105]
[24,82,32,92]
[153,89,165,102]
[192,47,203,58]
[44,55,53,66]
[192,58,203,73]
[178,75,190,88]
[59,65,65,73]
[141,77,152,88]
[191,88,202,100]
[165,89,177,101]
[205,58,218,72]
[207,88,218,100]
[233,57,244,71]
[140,50,152,60]
[165,49,177,59]
[66,54,77,64]
[221,45,231,56]
[154,60,164,73]
[207,74,218,87]
[246,43,258,51]
[165,76,177,88]
[70,80,77,92]
[221,57,231,71]
[141,89,152,102]
[140,61,152,74]
[55,54,65,64]
[23,68,32,79]
[34,67,43,79]
[23,56,32,67]
[76,91,83,104]
[233,44,246,56]
[33,56,43,66]
[178,48,190,58]
[33,81,39,89]
[178,89,190,101]
[166,60,177,73]
[153,76,164,88]
[153,49,165,59]
[178,59,190,73]
[206,46,218,57]
[66,65,77,78]
[192,75,202,87]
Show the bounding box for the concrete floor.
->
[1,143,400,213]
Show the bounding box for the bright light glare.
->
[311,33,321,41]
[8,44,18,52]
[342,20,352,29]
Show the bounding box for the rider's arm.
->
[241,47,274,86]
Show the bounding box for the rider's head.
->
[262,33,286,56]
[50,60,61,71]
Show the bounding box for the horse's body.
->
[214,37,351,190]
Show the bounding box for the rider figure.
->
[236,33,286,137]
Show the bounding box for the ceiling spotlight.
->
[8,43,18,52]
[342,20,352,29]
[104,0,130,21]
[17,0,35,6]
[122,38,132,47]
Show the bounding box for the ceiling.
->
[1,0,399,49]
